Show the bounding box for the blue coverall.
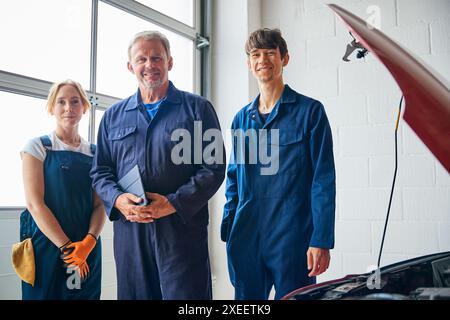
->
[21,136,101,300]
[222,85,336,300]
[91,81,225,299]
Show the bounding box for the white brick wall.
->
[343,253,377,275]
[339,188,403,221]
[260,0,450,284]
[384,24,431,55]
[323,94,368,126]
[209,0,261,299]
[436,161,450,186]
[403,125,430,155]
[372,221,440,255]
[439,222,450,251]
[431,19,450,54]
[336,157,369,188]
[403,188,450,220]
[397,0,450,26]
[335,221,372,252]
[367,92,403,124]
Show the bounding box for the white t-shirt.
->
[21,131,93,162]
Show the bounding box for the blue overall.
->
[222,85,336,299]
[91,82,225,299]
[20,136,101,300]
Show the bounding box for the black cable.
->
[377,95,404,268]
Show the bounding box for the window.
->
[97,1,194,98]
[0,91,89,206]
[94,109,105,143]
[0,0,204,208]
[0,0,91,88]
[136,0,194,27]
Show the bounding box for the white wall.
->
[209,0,261,299]
[0,212,21,299]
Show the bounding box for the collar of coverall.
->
[247,84,297,117]
[125,80,182,111]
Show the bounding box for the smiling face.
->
[247,47,289,84]
[127,38,173,91]
[51,84,86,130]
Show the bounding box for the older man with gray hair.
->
[91,30,225,299]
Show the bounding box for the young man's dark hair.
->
[245,28,288,58]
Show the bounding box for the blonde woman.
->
[19,80,105,299]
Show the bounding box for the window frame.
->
[0,0,210,210]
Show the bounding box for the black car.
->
[283,251,450,300]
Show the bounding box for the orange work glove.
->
[77,261,90,280]
[62,233,96,279]
[64,260,90,280]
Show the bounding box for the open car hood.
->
[328,4,450,173]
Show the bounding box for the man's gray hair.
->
[127,30,171,61]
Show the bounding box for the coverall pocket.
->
[108,126,137,164]
[19,209,33,242]
[272,130,306,175]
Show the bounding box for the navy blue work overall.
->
[222,85,336,299]
[20,136,101,300]
[91,82,225,299]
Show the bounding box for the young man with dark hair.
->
[222,28,336,300]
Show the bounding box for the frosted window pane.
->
[0,0,91,88]
[136,0,194,27]
[94,109,105,143]
[96,2,193,99]
[0,91,89,207]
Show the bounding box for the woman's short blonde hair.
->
[46,79,91,114]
